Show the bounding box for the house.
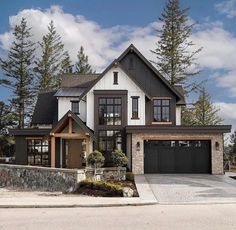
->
[10,44,231,174]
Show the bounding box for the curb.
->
[0,201,158,209]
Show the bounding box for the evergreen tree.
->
[60,51,73,74]
[35,20,66,90]
[75,46,94,74]
[0,101,15,157]
[151,0,202,87]
[182,87,223,125]
[0,18,36,128]
[227,131,236,163]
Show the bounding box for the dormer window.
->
[113,72,118,85]
[153,99,170,122]
[71,101,80,114]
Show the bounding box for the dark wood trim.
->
[126,125,232,134]
[94,90,127,95]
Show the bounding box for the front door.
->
[65,139,83,169]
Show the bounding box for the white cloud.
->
[214,102,236,132]
[215,0,236,18]
[1,5,236,98]
[0,5,159,72]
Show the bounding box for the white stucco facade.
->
[176,106,182,125]
[58,97,86,122]
[86,66,146,130]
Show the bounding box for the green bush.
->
[78,179,123,196]
[87,150,105,168]
[126,172,134,182]
[110,149,128,167]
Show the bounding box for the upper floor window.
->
[153,99,170,122]
[113,72,118,85]
[99,97,122,125]
[131,96,139,119]
[71,101,80,114]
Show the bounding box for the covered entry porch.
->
[50,111,94,169]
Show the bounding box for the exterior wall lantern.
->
[136,141,140,151]
[215,141,220,151]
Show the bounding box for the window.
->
[71,101,79,114]
[113,72,118,85]
[131,96,139,119]
[98,130,122,152]
[153,99,170,122]
[99,97,122,125]
[27,139,49,166]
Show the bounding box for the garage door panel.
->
[144,140,211,174]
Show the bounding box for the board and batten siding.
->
[176,106,182,125]
[86,66,146,130]
[58,97,86,122]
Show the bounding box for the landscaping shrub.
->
[110,149,128,167]
[126,172,134,182]
[87,150,105,168]
[78,179,123,197]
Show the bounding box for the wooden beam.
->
[86,137,90,158]
[51,136,56,167]
[68,117,72,133]
[53,133,86,138]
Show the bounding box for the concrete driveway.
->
[145,173,236,204]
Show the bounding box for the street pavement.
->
[0,204,236,230]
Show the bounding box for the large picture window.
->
[153,99,170,122]
[27,139,49,166]
[98,130,122,152]
[99,97,122,125]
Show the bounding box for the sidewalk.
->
[0,175,157,208]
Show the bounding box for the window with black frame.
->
[98,130,122,153]
[71,101,80,114]
[153,99,170,122]
[98,97,122,125]
[27,139,49,166]
[131,96,139,119]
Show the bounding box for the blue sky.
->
[0,0,236,128]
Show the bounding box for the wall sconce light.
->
[215,141,220,151]
[136,141,140,151]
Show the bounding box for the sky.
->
[0,0,236,131]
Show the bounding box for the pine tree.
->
[35,20,66,90]
[75,46,94,74]
[0,18,36,128]
[60,51,73,74]
[182,87,223,126]
[0,101,15,157]
[151,0,202,87]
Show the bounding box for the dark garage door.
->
[144,140,211,173]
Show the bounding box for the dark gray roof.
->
[174,85,186,105]
[54,87,87,97]
[9,128,51,136]
[61,74,100,87]
[51,110,94,139]
[31,91,58,125]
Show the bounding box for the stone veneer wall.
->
[86,167,126,181]
[132,133,224,175]
[0,164,85,192]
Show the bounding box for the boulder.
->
[123,187,134,197]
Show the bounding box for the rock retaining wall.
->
[0,164,126,192]
[0,164,83,192]
[86,167,126,181]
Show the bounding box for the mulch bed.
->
[76,180,139,197]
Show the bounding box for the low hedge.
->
[126,172,134,182]
[77,179,123,197]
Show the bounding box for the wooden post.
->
[51,136,56,167]
[68,117,72,134]
[86,137,90,158]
